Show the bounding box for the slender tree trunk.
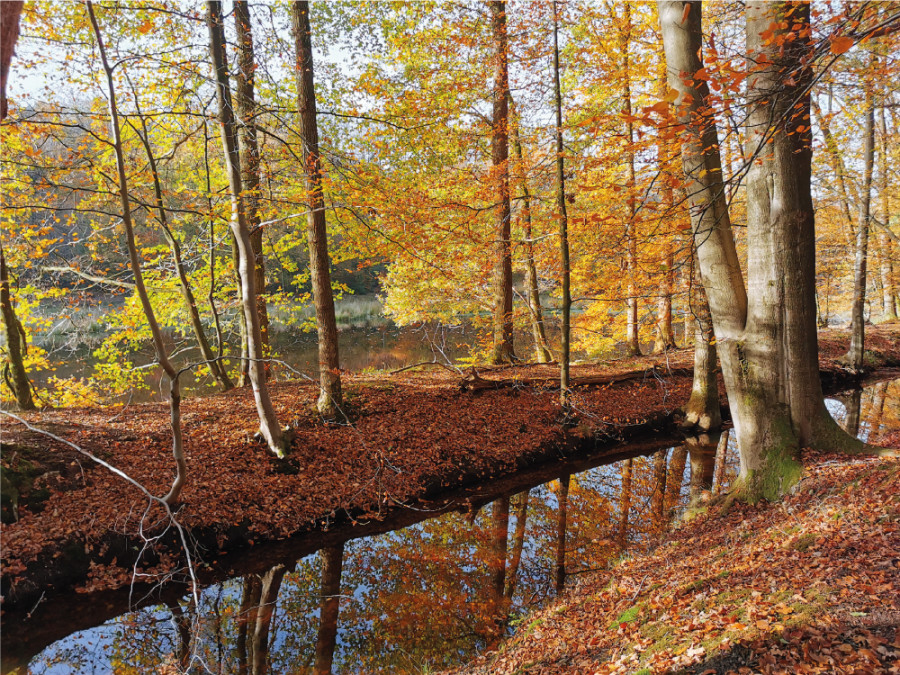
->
[812,98,857,248]
[490,0,516,364]
[683,256,721,431]
[654,64,677,353]
[867,381,887,442]
[86,1,186,503]
[314,544,344,675]
[618,459,632,549]
[504,489,529,599]
[509,95,552,363]
[207,0,286,457]
[133,114,234,392]
[660,0,869,503]
[554,472,570,593]
[291,0,342,418]
[233,0,271,375]
[621,4,641,357]
[552,0,571,405]
[203,121,228,369]
[0,246,35,410]
[847,68,875,369]
[878,106,897,320]
[236,574,262,675]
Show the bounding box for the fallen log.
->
[459,366,694,392]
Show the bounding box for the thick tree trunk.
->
[509,95,552,363]
[233,1,271,373]
[621,5,641,357]
[552,0,571,405]
[133,115,234,392]
[291,1,342,418]
[314,544,344,675]
[490,0,516,365]
[87,2,186,503]
[0,246,34,410]
[250,564,287,675]
[207,0,286,457]
[846,73,875,369]
[683,258,721,431]
[554,472,570,593]
[660,0,867,503]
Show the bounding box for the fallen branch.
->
[458,366,693,392]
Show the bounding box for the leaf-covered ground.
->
[452,451,900,675]
[1,325,898,608]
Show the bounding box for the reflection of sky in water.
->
[20,380,898,673]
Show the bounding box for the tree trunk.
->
[552,0,571,405]
[878,106,897,320]
[87,1,186,503]
[314,544,344,675]
[0,246,35,410]
[842,389,863,437]
[0,0,22,121]
[812,97,857,248]
[250,564,286,675]
[291,0,343,418]
[846,66,875,369]
[654,64,677,354]
[682,257,721,431]
[509,95,552,363]
[621,4,641,357]
[490,0,516,365]
[660,0,867,503]
[712,429,730,495]
[207,0,286,457]
[233,0,271,374]
[554,472,570,593]
[133,114,234,392]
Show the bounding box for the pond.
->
[1,378,896,674]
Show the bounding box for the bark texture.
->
[0,246,34,410]
[0,0,22,121]
[292,0,343,418]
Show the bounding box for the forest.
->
[0,0,899,673]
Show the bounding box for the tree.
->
[0,0,22,121]
[291,0,343,419]
[659,0,881,503]
[85,0,186,504]
[489,0,516,364]
[207,0,286,456]
[0,245,34,409]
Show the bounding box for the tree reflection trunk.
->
[713,429,731,495]
[555,473,570,593]
[314,544,344,675]
[651,449,668,533]
[842,389,863,437]
[618,459,633,550]
[664,447,687,516]
[687,435,717,505]
[252,565,287,675]
[505,489,529,599]
[490,496,510,601]
[867,382,887,443]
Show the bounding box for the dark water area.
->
[2,379,896,674]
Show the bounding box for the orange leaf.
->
[830,36,854,54]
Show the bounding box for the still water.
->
[2,379,896,674]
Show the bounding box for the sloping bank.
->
[1,326,897,613]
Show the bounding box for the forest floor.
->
[1,324,899,611]
[451,449,900,675]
